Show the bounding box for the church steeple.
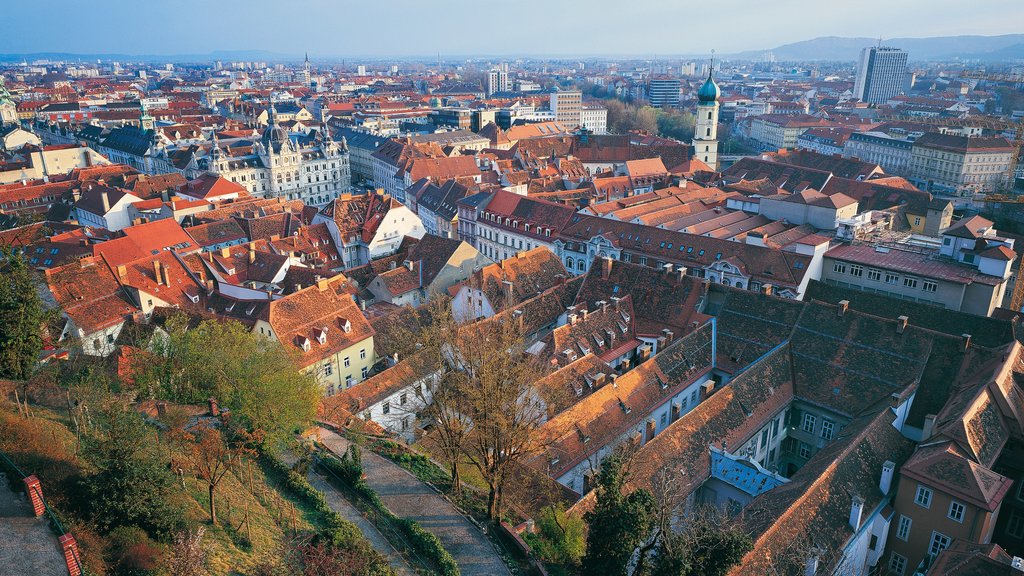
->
[692,54,721,171]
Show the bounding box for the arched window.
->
[722,279,731,286]
[578,260,586,272]
[708,111,712,120]
[566,257,574,269]
[706,128,711,136]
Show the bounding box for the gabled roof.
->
[465,247,569,311]
[574,258,708,338]
[901,442,1012,511]
[178,174,246,201]
[46,256,137,333]
[74,186,138,216]
[94,218,196,267]
[532,322,716,481]
[264,277,374,367]
[185,219,247,248]
[944,215,994,240]
[321,355,423,419]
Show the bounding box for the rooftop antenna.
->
[878,36,883,48]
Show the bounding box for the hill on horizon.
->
[731,34,1024,61]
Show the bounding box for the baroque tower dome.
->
[697,67,720,104]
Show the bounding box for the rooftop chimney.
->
[849,496,864,530]
[961,333,972,353]
[117,264,127,278]
[153,260,162,285]
[601,256,613,279]
[160,263,170,287]
[880,460,895,495]
[663,263,673,275]
[896,315,909,334]
[804,549,821,576]
[676,266,688,281]
[760,283,773,296]
[220,246,230,258]
[922,414,937,440]
[101,190,110,213]
[248,245,256,264]
[837,300,849,317]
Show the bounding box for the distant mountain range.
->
[1,35,1023,63]
[730,34,1024,62]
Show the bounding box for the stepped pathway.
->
[278,449,414,576]
[0,474,67,576]
[317,427,512,576]
[306,469,415,576]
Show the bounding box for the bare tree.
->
[178,425,250,525]
[397,298,469,494]
[455,307,546,521]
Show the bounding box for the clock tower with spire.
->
[692,57,721,171]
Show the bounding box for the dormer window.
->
[296,336,311,352]
[314,326,328,344]
[339,318,352,333]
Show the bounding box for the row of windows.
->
[833,262,938,292]
[800,412,835,440]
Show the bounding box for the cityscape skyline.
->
[4,0,1023,58]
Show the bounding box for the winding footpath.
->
[317,427,512,576]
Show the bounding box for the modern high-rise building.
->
[550,89,583,130]
[647,77,681,108]
[486,69,509,96]
[853,47,908,104]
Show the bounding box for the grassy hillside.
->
[0,400,330,574]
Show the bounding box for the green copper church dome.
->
[697,71,720,104]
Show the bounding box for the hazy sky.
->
[3,0,1022,58]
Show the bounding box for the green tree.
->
[582,453,656,576]
[81,406,186,540]
[0,249,45,380]
[140,316,320,443]
[527,504,586,568]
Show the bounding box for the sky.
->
[3,0,1022,58]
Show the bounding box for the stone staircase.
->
[0,473,69,576]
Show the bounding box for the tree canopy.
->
[0,248,46,380]
[582,453,656,576]
[136,315,321,443]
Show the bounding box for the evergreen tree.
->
[81,407,185,540]
[0,249,45,380]
[582,453,656,576]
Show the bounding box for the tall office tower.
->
[853,46,908,104]
[647,77,682,108]
[357,64,366,76]
[486,69,509,96]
